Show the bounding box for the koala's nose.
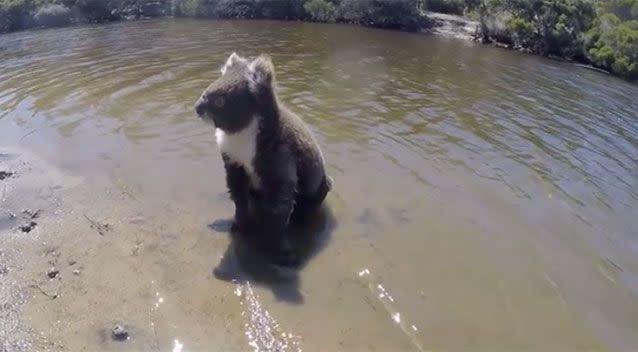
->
[194,96,207,116]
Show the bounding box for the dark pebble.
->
[19,221,37,233]
[111,324,129,341]
[22,209,41,219]
[47,267,59,279]
[0,171,13,180]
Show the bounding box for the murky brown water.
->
[1,18,638,352]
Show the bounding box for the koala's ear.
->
[248,54,275,92]
[221,52,242,75]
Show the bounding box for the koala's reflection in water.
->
[210,204,336,304]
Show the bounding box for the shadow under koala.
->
[209,204,337,304]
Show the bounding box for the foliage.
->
[72,0,119,22]
[175,0,200,16]
[430,0,637,79]
[175,0,308,19]
[0,0,31,32]
[214,0,256,18]
[304,0,335,22]
[34,3,71,26]
[338,0,422,30]
[598,0,638,21]
[488,0,596,58]
[423,0,464,15]
[256,0,307,19]
[586,13,638,78]
[175,0,217,17]
[1,0,422,32]
[463,0,637,78]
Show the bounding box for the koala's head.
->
[194,52,275,133]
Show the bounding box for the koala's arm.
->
[222,154,251,226]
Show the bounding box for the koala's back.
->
[278,106,327,197]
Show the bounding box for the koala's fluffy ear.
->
[248,54,275,93]
[221,52,242,75]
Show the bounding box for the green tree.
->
[34,3,71,27]
[0,0,32,32]
[304,0,336,22]
[214,0,257,18]
[490,0,595,58]
[598,0,638,21]
[338,0,422,30]
[176,0,202,16]
[587,13,638,78]
[424,0,464,14]
[256,0,307,19]
[465,0,491,42]
[73,0,119,22]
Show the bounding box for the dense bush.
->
[0,0,31,32]
[304,0,336,22]
[175,0,309,20]
[34,3,72,27]
[485,0,636,78]
[491,0,595,59]
[423,0,637,79]
[423,0,464,15]
[172,0,422,29]
[73,0,119,22]
[255,0,307,19]
[586,13,638,79]
[338,0,422,30]
[214,0,256,18]
[175,0,209,17]
[598,0,638,21]
[0,0,423,33]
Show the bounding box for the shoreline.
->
[421,11,619,80]
[1,13,626,82]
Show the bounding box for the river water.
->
[0,19,637,352]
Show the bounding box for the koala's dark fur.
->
[195,53,332,266]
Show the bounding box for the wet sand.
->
[0,147,421,352]
[1,144,634,351]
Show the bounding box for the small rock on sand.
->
[0,171,13,180]
[19,221,37,233]
[47,267,59,279]
[111,324,129,341]
[22,209,41,219]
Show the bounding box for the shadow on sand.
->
[209,204,337,304]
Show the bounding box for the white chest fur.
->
[215,118,261,188]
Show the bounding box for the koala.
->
[194,52,332,266]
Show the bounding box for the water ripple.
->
[1,16,637,267]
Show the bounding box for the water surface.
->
[1,19,637,351]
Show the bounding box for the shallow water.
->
[1,18,637,351]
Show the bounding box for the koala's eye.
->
[213,96,225,108]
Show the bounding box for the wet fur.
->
[195,53,332,265]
